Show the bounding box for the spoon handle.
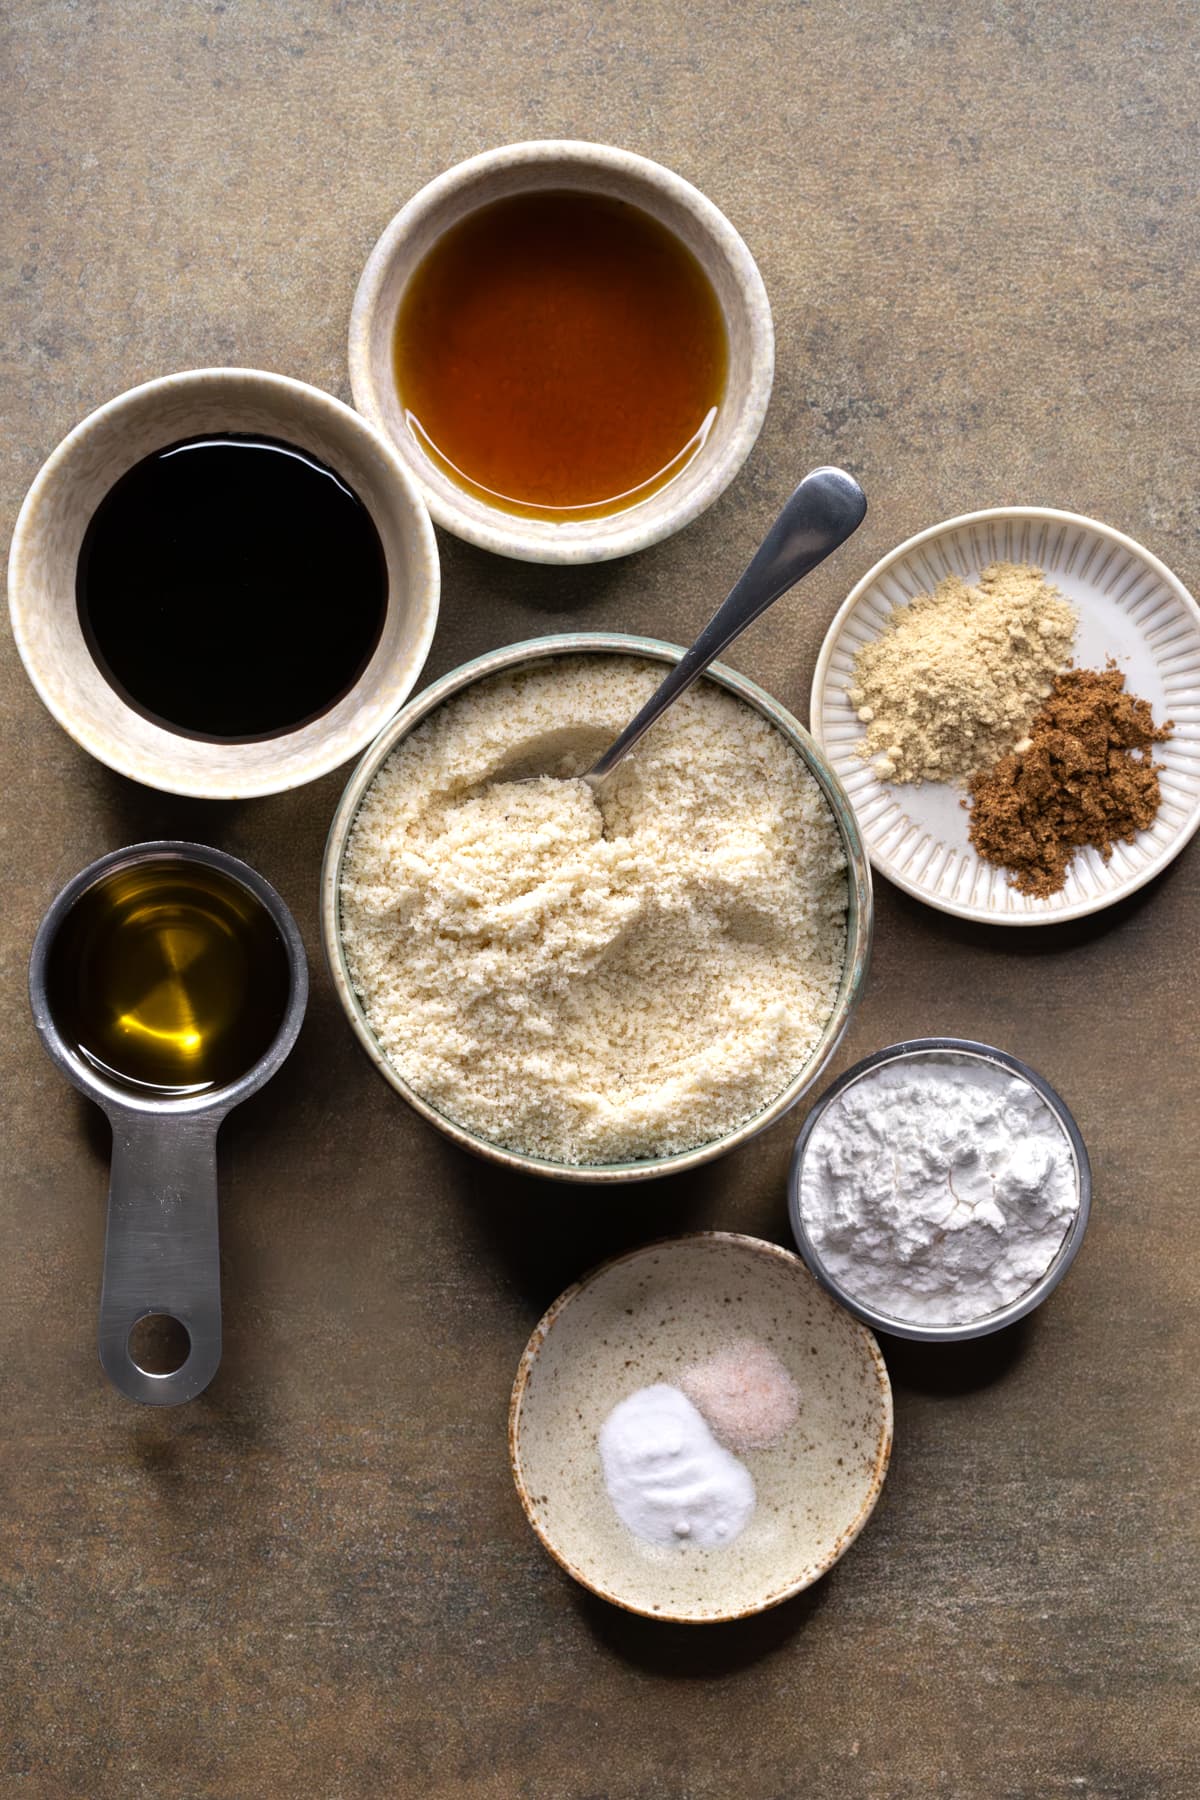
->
[586,466,867,785]
[97,1106,224,1406]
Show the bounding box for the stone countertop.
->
[2,3,1197,1795]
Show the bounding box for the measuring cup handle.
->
[98,1108,224,1405]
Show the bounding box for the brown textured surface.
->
[968,665,1174,896]
[2,3,1198,1796]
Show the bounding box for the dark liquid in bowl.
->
[393,190,728,521]
[77,434,388,741]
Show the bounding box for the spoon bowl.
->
[507,469,867,791]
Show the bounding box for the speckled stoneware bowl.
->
[321,633,873,1184]
[509,1233,893,1623]
[8,368,440,799]
[349,140,774,564]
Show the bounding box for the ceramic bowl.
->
[321,633,873,1184]
[8,367,440,799]
[348,140,774,564]
[509,1233,893,1623]
[810,506,1200,923]
[788,1038,1092,1342]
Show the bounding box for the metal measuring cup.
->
[29,840,308,1406]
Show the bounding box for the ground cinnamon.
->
[966,665,1172,897]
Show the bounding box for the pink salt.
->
[680,1339,800,1452]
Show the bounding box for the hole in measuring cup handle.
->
[126,1312,192,1376]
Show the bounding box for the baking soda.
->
[598,1384,755,1550]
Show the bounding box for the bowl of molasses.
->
[8,367,440,799]
[349,140,775,564]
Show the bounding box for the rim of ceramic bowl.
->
[320,632,873,1183]
[787,1037,1093,1342]
[507,1231,895,1623]
[348,139,774,564]
[7,366,441,799]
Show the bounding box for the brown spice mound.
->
[967,666,1172,897]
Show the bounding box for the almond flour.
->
[849,562,1077,784]
[339,658,847,1165]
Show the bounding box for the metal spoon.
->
[582,466,867,788]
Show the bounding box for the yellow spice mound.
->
[850,562,1077,785]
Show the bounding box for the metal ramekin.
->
[321,633,873,1183]
[787,1037,1092,1341]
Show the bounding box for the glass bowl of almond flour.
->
[320,634,872,1182]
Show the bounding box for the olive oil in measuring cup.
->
[46,857,291,1097]
[31,841,307,1405]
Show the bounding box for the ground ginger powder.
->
[967,665,1172,897]
[849,563,1077,784]
[339,658,847,1165]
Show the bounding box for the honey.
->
[48,859,291,1097]
[393,191,728,521]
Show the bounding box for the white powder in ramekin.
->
[339,657,847,1164]
[799,1053,1078,1326]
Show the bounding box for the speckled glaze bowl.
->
[8,368,440,799]
[509,1233,893,1623]
[321,633,873,1184]
[349,140,774,564]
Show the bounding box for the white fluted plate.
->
[811,507,1200,924]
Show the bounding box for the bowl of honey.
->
[8,367,440,799]
[349,140,775,564]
